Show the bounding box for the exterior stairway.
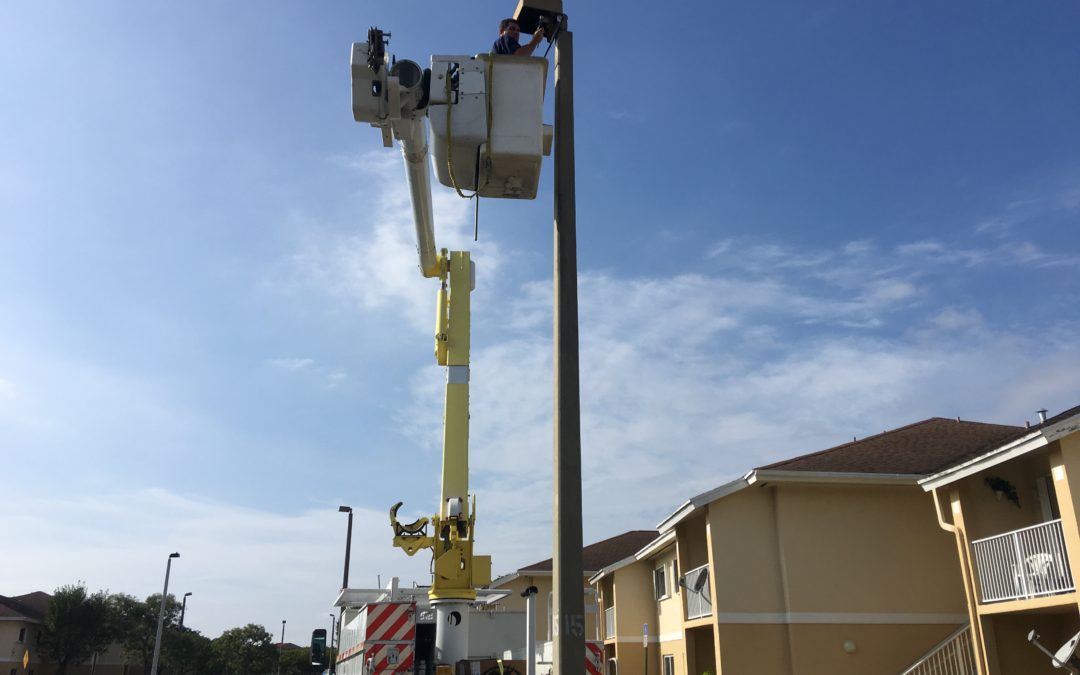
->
[900,625,975,675]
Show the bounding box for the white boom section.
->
[392,116,440,278]
[350,41,439,278]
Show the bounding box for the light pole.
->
[180,592,192,628]
[338,506,353,590]
[548,10,585,675]
[336,505,353,675]
[329,613,337,674]
[150,552,180,675]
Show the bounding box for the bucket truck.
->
[338,9,561,674]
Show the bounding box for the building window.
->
[17,627,26,643]
[672,559,680,593]
[654,565,668,600]
[662,655,675,675]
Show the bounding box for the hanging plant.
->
[985,476,1021,508]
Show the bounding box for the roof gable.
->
[518,530,658,574]
[757,418,1023,476]
[0,592,51,622]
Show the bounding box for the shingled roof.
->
[757,417,1024,476]
[0,592,51,622]
[518,530,658,574]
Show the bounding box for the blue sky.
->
[2,0,1078,642]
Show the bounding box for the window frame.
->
[654,565,669,601]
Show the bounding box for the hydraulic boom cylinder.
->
[393,118,441,278]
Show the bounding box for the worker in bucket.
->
[491,18,544,56]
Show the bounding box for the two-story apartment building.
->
[488,531,658,653]
[920,404,1080,674]
[1,593,49,675]
[592,532,687,675]
[592,417,1024,675]
[0,592,134,675]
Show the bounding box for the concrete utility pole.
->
[551,13,585,675]
[150,552,180,675]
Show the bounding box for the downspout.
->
[932,487,988,675]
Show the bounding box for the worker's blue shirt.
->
[492,34,520,55]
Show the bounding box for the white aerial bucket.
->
[428,54,552,200]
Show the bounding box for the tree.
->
[278,646,316,675]
[212,624,277,675]
[39,583,113,675]
[162,627,214,675]
[110,592,181,674]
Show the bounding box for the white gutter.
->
[748,470,920,487]
[919,409,1080,491]
[589,531,677,584]
[634,530,676,560]
[588,556,636,585]
[656,474,750,533]
[918,430,1045,491]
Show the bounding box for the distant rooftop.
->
[518,530,658,574]
[758,417,1024,476]
[0,591,52,622]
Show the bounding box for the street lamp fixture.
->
[150,553,180,675]
[338,506,354,590]
[180,592,192,628]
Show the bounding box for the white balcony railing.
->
[971,519,1075,603]
[603,606,614,640]
[683,564,711,619]
[899,624,975,675]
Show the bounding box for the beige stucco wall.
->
[613,562,656,643]
[715,622,956,675]
[777,484,965,613]
[708,483,964,615]
[707,488,787,615]
[652,547,682,641]
[705,481,966,674]
[676,517,709,571]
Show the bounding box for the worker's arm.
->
[514,28,545,56]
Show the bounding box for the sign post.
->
[642,623,648,675]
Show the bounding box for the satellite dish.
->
[1028,629,1080,673]
[692,570,709,593]
[1055,631,1080,668]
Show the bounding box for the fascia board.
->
[588,555,637,584]
[749,470,919,486]
[488,571,522,588]
[655,500,694,533]
[919,431,1046,491]
[1044,412,1080,443]
[633,530,677,561]
[656,476,749,532]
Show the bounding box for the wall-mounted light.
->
[842,640,857,654]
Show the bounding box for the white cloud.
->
[269,357,315,371]
[287,152,499,332]
[0,489,431,640]
[389,241,1080,560]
